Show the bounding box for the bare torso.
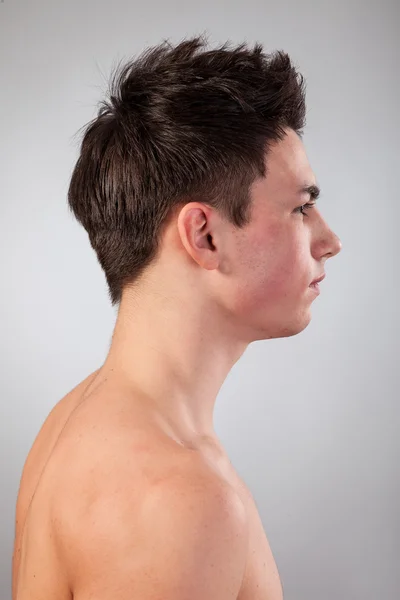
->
[12,370,283,600]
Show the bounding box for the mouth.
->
[310,273,326,286]
[309,273,325,295]
[309,282,321,294]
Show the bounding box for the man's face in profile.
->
[216,128,342,342]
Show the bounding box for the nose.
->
[326,230,342,259]
[313,215,343,261]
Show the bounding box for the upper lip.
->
[311,273,326,285]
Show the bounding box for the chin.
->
[285,311,313,337]
[252,310,312,341]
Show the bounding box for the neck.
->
[100,282,248,442]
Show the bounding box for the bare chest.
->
[14,374,284,600]
[237,489,284,600]
[199,449,284,600]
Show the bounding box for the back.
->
[12,370,100,599]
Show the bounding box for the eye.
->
[294,202,316,217]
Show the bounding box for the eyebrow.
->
[299,184,321,200]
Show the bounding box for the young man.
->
[12,35,341,600]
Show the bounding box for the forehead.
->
[263,128,315,194]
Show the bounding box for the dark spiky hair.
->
[67,34,307,306]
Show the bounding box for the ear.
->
[176,203,220,271]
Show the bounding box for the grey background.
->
[1,0,399,598]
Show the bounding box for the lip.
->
[309,282,321,295]
[310,273,326,285]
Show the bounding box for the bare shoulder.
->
[67,457,249,600]
[149,459,249,526]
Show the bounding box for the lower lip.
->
[309,282,320,294]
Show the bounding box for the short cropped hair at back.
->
[67,34,307,307]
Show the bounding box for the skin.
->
[12,126,342,599]
[94,126,342,443]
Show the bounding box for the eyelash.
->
[295,202,316,217]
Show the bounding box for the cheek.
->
[235,224,309,308]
